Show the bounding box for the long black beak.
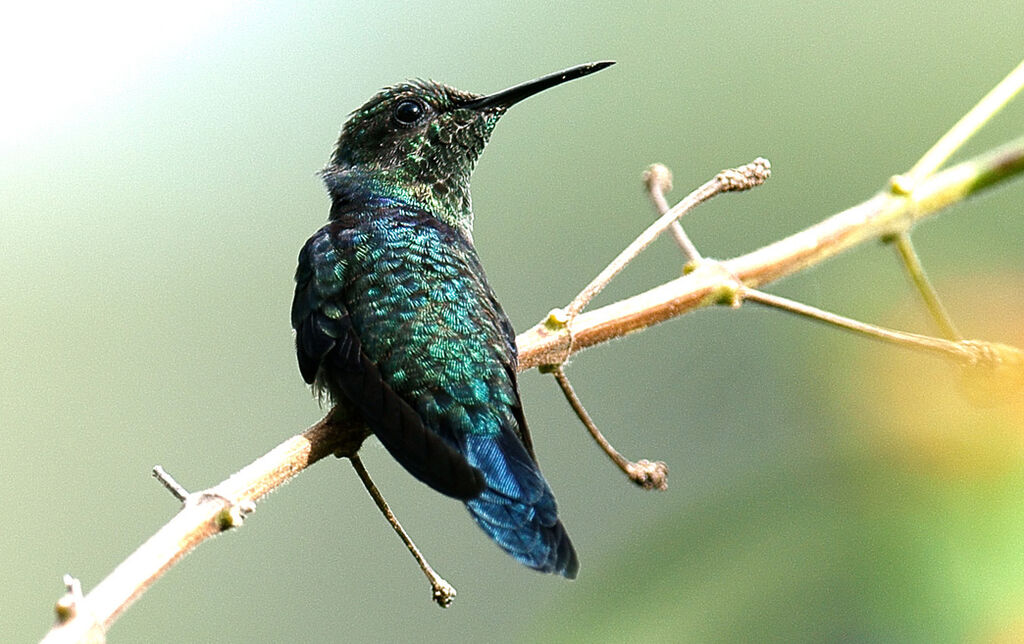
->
[463,61,615,111]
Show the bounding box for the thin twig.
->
[893,57,1024,193]
[890,232,962,340]
[740,287,990,365]
[563,158,770,318]
[348,454,456,608]
[644,163,702,262]
[551,366,667,490]
[151,466,189,502]
[743,286,1024,403]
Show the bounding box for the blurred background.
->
[4,1,1024,641]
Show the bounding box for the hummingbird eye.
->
[393,99,425,126]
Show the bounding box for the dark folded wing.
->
[292,223,486,500]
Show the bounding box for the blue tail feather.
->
[462,430,579,578]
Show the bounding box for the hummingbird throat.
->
[325,115,498,238]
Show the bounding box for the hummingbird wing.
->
[293,209,577,577]
[292,219,487,500]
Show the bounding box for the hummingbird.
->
[291,61,614,578]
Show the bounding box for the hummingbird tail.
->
[461,429,579,578]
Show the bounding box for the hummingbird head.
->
[323,61,614,237]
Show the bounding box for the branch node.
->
[958,340,1024,405]
[643,163,673,194]
[715,157,771,192]
[687,260,742,307]
[214,498,256,531]
[536,308,574,369]
[889,173,915,195]
[626,459,669,491]
[710,279,743,308]
[545,307,570,330]
[152,465,189,502]
[431,578,457,608]
[54,575,84,625]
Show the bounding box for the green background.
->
[5,2,1024,642]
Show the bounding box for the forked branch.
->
[516,136,1024,370]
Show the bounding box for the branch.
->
[893,57,1024,193]
[890,232,962,340]
[42,412,369,644]
[348,454,456,607]
[564,158,770,318]
[517,136,1024,369]
[41,136,1024,643]
[550,365,668,490]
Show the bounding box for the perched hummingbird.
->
[291,61,613,578]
